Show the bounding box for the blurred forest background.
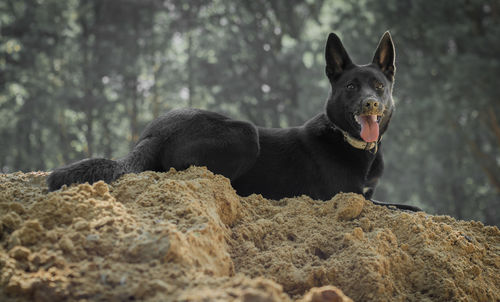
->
[1,0,499,226]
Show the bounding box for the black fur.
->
[48,32,420,212]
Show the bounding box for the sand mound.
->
[0,167,498,301]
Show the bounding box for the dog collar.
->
[329,123,381,153]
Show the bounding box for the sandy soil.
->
[0,167,498,301]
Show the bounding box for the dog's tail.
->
[47,158,126,191]
[47,137,161,191]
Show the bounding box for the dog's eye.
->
[346,83,355,90]
[375,82,384,90]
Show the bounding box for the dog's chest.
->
[241,146,374,200]
[309,149,375,199]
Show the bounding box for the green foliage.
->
[0,0,498,225]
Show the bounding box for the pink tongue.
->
[359,115,379,142]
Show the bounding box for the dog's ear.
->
[325,33,353,80]
[372,31,396,81]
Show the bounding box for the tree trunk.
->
[187,31,194,107]
[80,6,94,157]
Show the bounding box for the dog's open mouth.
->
[354,114,382,143]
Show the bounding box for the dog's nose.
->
[363,99,380,110]
[361,98,384,115]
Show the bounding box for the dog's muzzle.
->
[354,99,385,143]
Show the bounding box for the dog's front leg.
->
[363,152,384,199]
[370,199,422,212]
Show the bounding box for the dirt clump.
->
[0,167,498,301]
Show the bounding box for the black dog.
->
[48,32,420,211]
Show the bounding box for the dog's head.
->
[324,32,395,143]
